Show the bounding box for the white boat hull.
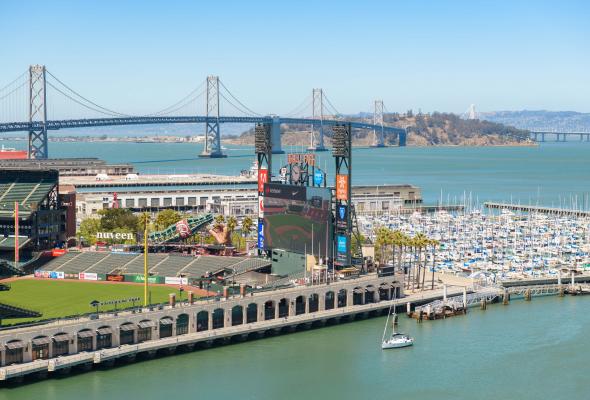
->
[381,338,414,349]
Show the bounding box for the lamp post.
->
[90,300,100,317]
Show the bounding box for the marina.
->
[359,206,590,283]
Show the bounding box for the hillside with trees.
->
[227,112,532,146]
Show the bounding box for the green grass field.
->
[0,279,185,325]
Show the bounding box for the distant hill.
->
[227,112,532,146]
[481,110,590,132]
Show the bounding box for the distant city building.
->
[0,158,134,176]
[74,181,422,221]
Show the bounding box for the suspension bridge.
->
[0,65,406,159]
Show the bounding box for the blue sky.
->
[1,0,588,115]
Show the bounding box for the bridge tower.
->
[200,76,226,158]
[28,65,48,159]
[371,100,385,147]
[308,89,327,152]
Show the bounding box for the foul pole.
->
[14,202,19,266]
[143,215,148,306]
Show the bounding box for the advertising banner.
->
[264,182,306,201]
[258,195,265,218]
[79,272,98,281]
[336,204,348,229]
[106,274,124,282]
[336,174,349,200]
[35,270,65,279]
[313,170,324,186]
[51,249,66,257]
[131,275,164,284]
[258,168,268,193]
[257,221,265,249]
[336,235,348,263]
[164,277,188,285]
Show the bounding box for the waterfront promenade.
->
[0,274,467,383]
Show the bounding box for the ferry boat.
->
[0,145,27,159]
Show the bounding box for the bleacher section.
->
[123,254,168,274]
[38,252,271,280]
[0,179,56,219]
[45,252,83,271]
[85,253,138,274]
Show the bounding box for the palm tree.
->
[430,239,440,290]
[226,216,237,233]
[214,214,226,225]
[413,233,427,290]
[375,227,390,265]
[241,216,254,238]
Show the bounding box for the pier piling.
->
[524,289,532,301]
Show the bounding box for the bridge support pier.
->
[271,117,284,154]
[399,129,407,147]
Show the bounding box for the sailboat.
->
[381,305,414,350]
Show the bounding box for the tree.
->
[241,216,254,237]
[430,239,440,290]
[98,208,139,232]
[78,218,101,245]
[155,209,181,230]
[214,215,226,225]
[226,216,237,234]
[138,212,151,231]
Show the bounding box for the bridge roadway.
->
[530,131,590,142]
[0,116,406,137]
[0,275,465,382]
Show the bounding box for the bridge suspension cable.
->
[218,79,262,117]
[0,71,29,123]
[322,92,341,116]
[46,69,131,118]
[147,80,207,117]
[284,93,313,118]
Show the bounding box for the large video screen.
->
[263,183,331,257]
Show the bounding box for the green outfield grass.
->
[0,279,185,325]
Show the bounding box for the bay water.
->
[1,139,589,398]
